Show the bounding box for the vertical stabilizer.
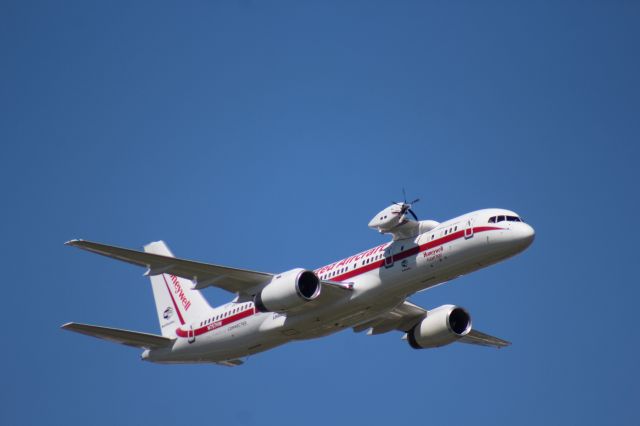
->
[144,241,212,337]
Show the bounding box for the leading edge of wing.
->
[65,239,273,295]
[458,329,511,348]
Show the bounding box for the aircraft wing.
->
[66,239,354,300]
[353,301,510,348]
[66,239,274,295]
[353,300,427,334]
[61,322,174,349]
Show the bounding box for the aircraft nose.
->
[518,223,535,248]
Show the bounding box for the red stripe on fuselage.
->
[325,226,503,282]
[176,306,254,337]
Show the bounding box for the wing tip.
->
[65,239,83,246]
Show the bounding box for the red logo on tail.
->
[170,275,191,311]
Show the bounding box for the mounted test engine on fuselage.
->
[368,198,439,240]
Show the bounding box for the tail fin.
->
[144,241,212,337]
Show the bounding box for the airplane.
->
[62,200,535,366]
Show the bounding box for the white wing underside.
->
[353,301,511,349]
[353,300,427,334]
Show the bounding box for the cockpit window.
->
[489,215,523,223]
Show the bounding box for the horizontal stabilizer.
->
[61,322,174,349]
[459,329,511,349]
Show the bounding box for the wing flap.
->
[61,322,174,349]
[66,239,273,295]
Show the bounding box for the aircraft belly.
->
[151,314,286,363]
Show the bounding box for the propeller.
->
[392,189,420,221]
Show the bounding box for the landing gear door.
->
[464,219,474,239]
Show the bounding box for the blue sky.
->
[2,1,639,425]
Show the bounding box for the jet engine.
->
[254,268,321,313]
[407,305,472,349]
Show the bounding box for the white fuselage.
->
[144,208,535,363]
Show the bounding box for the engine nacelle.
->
[254,268,321,313]
[407,305,472,349]
[368,204,405,232]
